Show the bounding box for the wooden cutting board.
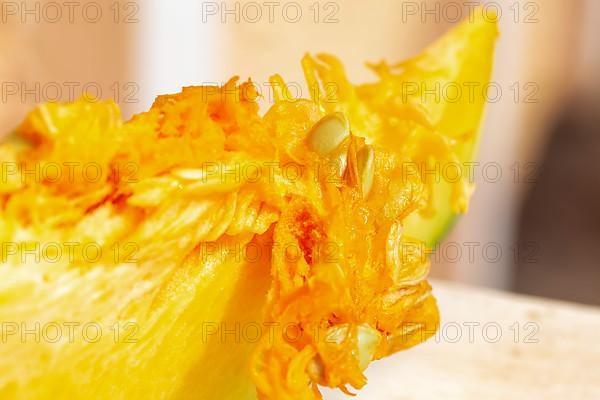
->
[324,280,600,399]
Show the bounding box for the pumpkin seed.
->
[172,168,206,180]
[306,112,350,156]
[356,145,375,197]
[341,135,359,188]
[356,324,381,370]
[322,323,381,371]
[328,142,349,184]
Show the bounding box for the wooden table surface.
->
[324,280,600,400]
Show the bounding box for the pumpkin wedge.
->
[0,12,497,400]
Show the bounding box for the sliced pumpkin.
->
[0,12,497,400]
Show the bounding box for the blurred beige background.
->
[1,0,599,301]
